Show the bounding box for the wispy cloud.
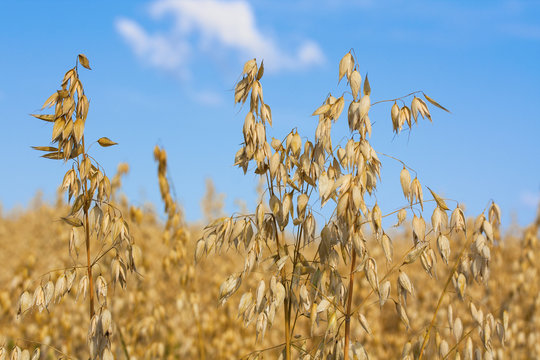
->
[521,190,540,208]
[116,0,325,78]
[116,18,191,78]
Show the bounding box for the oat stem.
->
[84,208,94,319]
[371,90,423,106]
[284,295,292,360]
[82,136,95,319]
[282,229,292,360]
[418,233,472,359]
[16,338,75,359]
[442,328,476,360]
[116,321,131,359]
[343,248,357,360]
[196,315,206,360]
[267,170,292,360]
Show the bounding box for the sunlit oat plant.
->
[198,53,507,359]
[13,54,136,360]
[154,145,209,358]
[154,145,193,282]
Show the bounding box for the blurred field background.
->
[0,172,538,358]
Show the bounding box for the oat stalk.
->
[343,248,357,360]
[418,231,473,359]
[27,54,136,359]
[81,137,95,319]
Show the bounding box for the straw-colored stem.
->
[84,208,94,319]
[82,137,95,319]
[418,234,472,359]
[196,315,206,360]
[116,321,131,359]
[284,294,292,360]
[343,248,357,360]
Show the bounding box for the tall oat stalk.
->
[196,52,469,359]
[17,54,136,359]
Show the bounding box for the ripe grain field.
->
[0,53,539,360]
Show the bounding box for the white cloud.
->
[116,0,324,77]
[521,190,540,208]
[116,17,191,78]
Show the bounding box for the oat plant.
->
[154,145,192,281]
[16,54,136,360]
[198,53,507,360]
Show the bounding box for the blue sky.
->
[0,0,539,227]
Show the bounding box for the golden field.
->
[0,185,538,359]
